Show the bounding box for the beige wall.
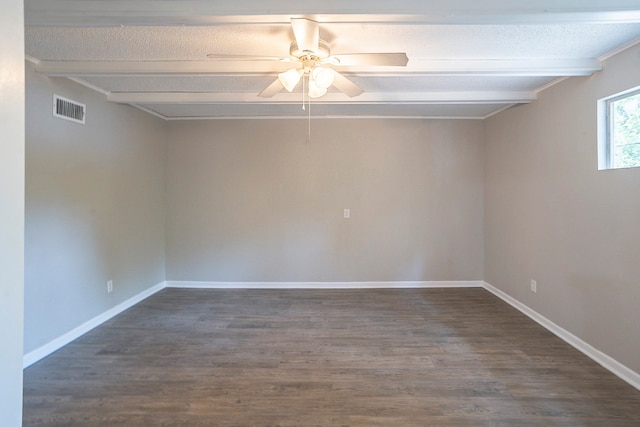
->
[166,119,484,282]
[485,43,640,373]
[24,62,167,353]
[0,0,25,424]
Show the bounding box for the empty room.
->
[2,1,640,425]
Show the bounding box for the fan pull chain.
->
[308,88,311,142]
[302,75,306,110]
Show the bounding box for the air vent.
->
[53,94,85,124]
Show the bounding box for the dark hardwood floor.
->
[23,288,640,426]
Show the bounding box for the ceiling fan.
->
[207,18,409,99]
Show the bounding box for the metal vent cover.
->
[53,94,85,124]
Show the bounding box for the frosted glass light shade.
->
[308,80,327,98]
[278,68,302,92]
[311,67,335,89]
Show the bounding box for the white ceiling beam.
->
[404,59,602,76]
[26,0,640,26]
[34,58,602,77]
[33,60,296,76]
[106,91,537,105]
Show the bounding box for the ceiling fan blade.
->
[291,18,319,54]
[207,54,288,61]
[258,78,284,98]
[331,53,409,67]
[332,71,364,98]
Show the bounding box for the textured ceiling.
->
[24,1,640,120]
[26,24,640,61]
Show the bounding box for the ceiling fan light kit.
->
[312,67,335,90]
[208,18,408,100]
[308,80,327,98]
[277,66,334,97]
[278,68,303,92]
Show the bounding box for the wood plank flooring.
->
[23,288,640,426]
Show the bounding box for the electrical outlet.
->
[344,208,350,219]
[107,280,113,294]
[531,279,537,293]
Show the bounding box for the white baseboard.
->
[165,280,484,289]
[483,281,640,391]
[23,281,166,369]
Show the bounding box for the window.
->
[599,87,640,170]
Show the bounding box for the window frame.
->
[598,86,640,170]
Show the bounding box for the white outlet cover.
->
[344,209,350,218]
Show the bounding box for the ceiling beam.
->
[26,0,640,26]
[33,60,296,76]
[33,58,602,77]
[106,91,537,105]
[404,59,602,77]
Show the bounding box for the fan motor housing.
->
[289,40,330,59]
